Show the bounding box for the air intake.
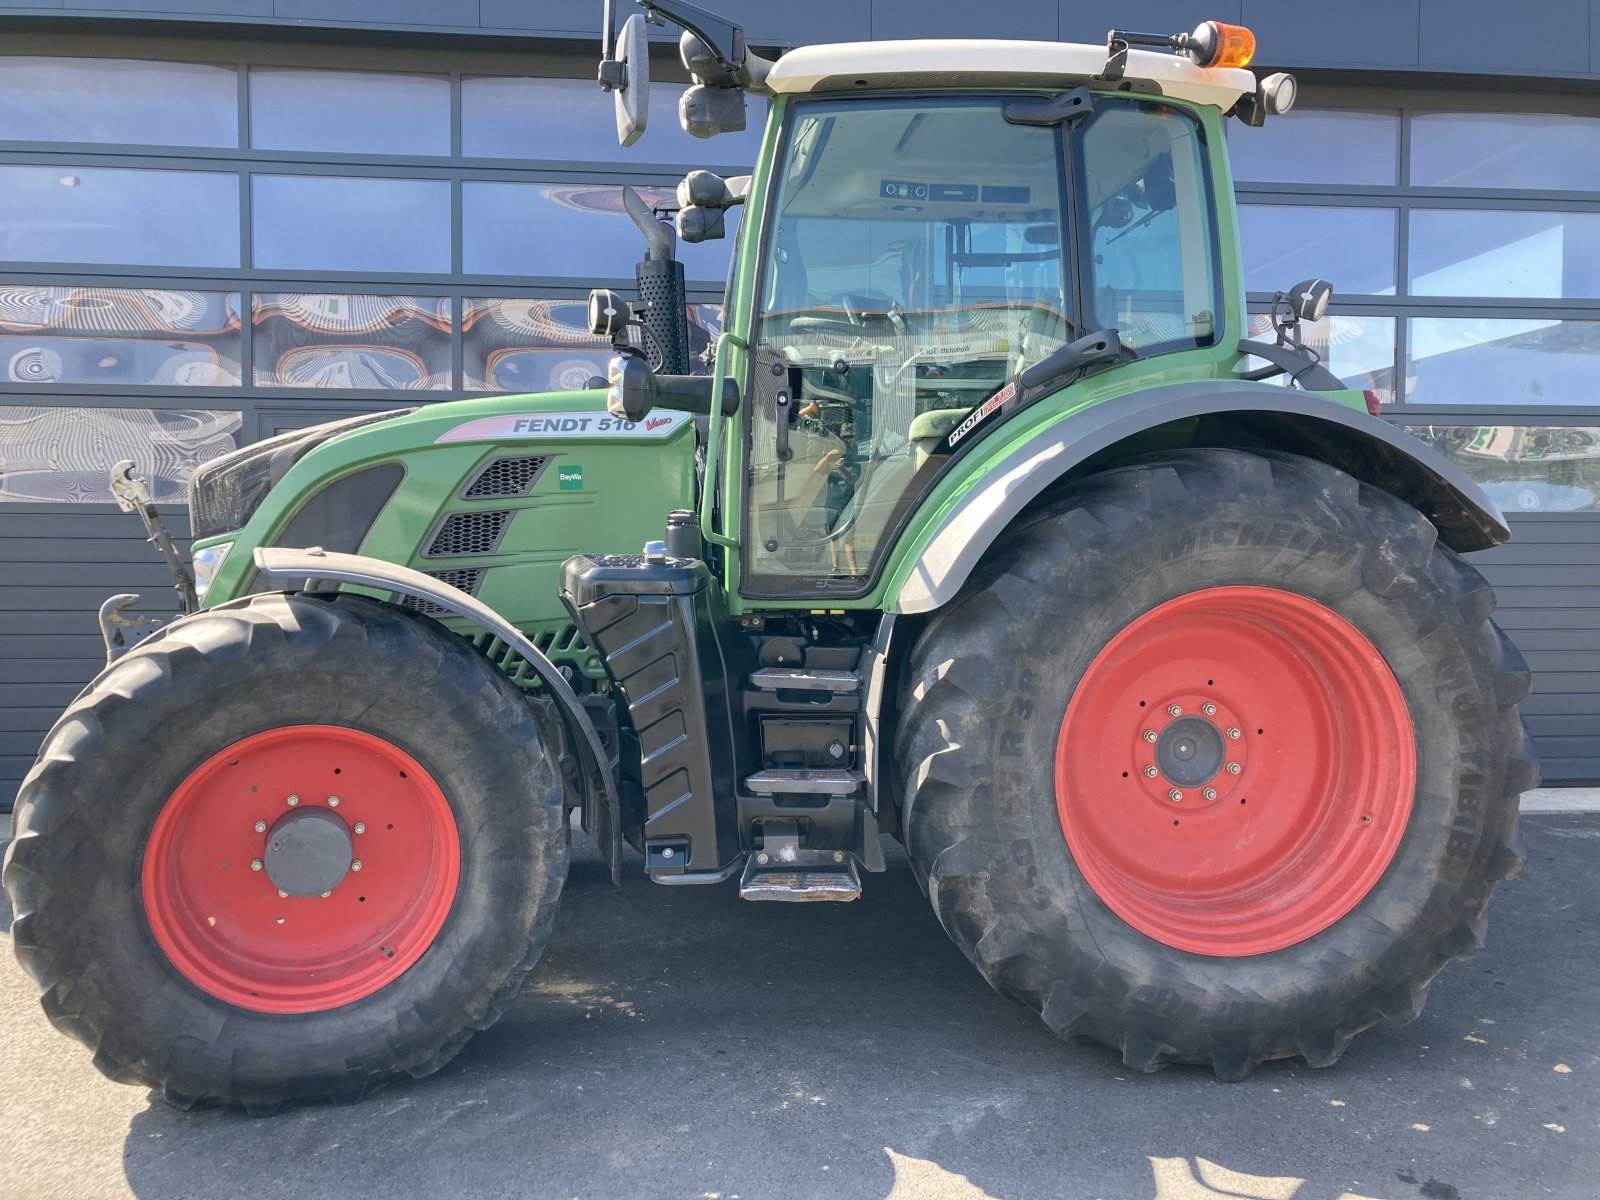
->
[401,568,485,616]
[463,456,549,499]
[425,510,511,557]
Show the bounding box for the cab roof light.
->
[1099,20,1257,80]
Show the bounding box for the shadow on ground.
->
[11,817,1596,1199]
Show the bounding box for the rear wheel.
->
[897,448,1536,1078]
[4,592,567,1111]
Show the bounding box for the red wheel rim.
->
[142,725,460,1013]
[1054,586,1415,957]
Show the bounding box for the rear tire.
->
[896,448,1537,1078]
[3,592,568,1111]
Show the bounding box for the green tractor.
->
[5,1,1536,1112]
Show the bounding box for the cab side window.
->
[1078,102,1221,354]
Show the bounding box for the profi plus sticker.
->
[435,410,692,444]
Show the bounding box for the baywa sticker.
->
[945,381,1017,451]
[558,464,584,490]
[436,410,692,444]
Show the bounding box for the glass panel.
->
[463,298,721,392]
[253,294,452,389]
[1246,312,1397,405]
[1406,425,1600,513]
[0,286,240,386]
[746,96,1070,590]
[1229,110,1399,186]
[249,67,450,156]
[1411,113,1600,192]
[1409,209,1600,299]
[252,175,450,274]
[0,405,240,503]
[461,181,736,281]
[0,57,238,147]
[463,296,609,392]
[0,166,239,268]
[1079,101,1221,352]
[461,76,765,164]
[1238,204,1396,296]
[1407,318,1600,407]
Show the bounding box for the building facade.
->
[1,1,1598,806]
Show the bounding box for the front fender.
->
[890,381,1508,615]
[253,546,621,883]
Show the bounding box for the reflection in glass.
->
[1229,110,1399,186]
[1409,209,1600,299]
[253,294,452,389]
[249,68,451,156]
[1408,318,1600,407]
[0,286,241,386]
[462,76,765,165]
[1411,113,1600,193]
[1247,312,1396,404]
[463,298,723,392]
[0,166,239,268]
[252,175,451,274]
[0,405,240,504]
[1238,205,1396,296]
[461,182,736,281]
[0,57,238,147]
[1406,424,1600,513]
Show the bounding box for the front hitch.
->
[108,460,198,613]
[98,594,167,664]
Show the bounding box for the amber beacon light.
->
[1185,21,1257,69]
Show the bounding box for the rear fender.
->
[891,381,1508,615]
[253,546,621,883]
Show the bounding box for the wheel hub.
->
[263,808,353,898]
[1154,716,1225,787]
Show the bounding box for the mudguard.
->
[892,380,1509,614]
[253,546,622,883]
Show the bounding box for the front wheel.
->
[4,592,568,1111]
[897,448,1537,1078]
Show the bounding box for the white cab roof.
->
[764,40,1256,111]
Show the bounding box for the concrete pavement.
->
[1,814,1596,1200]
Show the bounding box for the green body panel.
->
[197,389,698,672]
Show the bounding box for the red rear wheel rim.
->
[142,725,460,1013]
[1054,586,1415,957]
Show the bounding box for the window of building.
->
[253,293,452,389]
[1238,205,1397,296]
[1410,113,1600,193]
[0,57,239,148]
[252,175,452,274]
[248,68,451,157]
[1229,110,1399,186]
[0,165,239,268]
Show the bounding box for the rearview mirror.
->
[613,14,650,147]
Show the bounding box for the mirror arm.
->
[640,0,744,73]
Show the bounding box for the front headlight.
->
[191,542,233,606]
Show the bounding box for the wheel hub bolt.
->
[1144,765,1160,778]
[350,860,363,872]
[250,859,263,872]
[1201,703,1216,716]
[353,823,366,835]
[1203,787,1217,800]
[1227,728,1242,740]
[320,891,331,898]
[1168,789,1183,803]
[327,796,340,808]
[278,890,288,899]
[286,794,300,807]
[1143,730,1158,743]
[1167,704,1182,716]
[254,820,267,833]
[1227,762,1242,775]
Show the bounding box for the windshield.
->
[744,96,1071,592]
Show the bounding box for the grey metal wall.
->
[0,1,1598,82]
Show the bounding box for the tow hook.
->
[108,460,198,613]
[99,594,166,664]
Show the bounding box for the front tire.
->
[897,449,1537,1078]
[4,592,568,1111]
